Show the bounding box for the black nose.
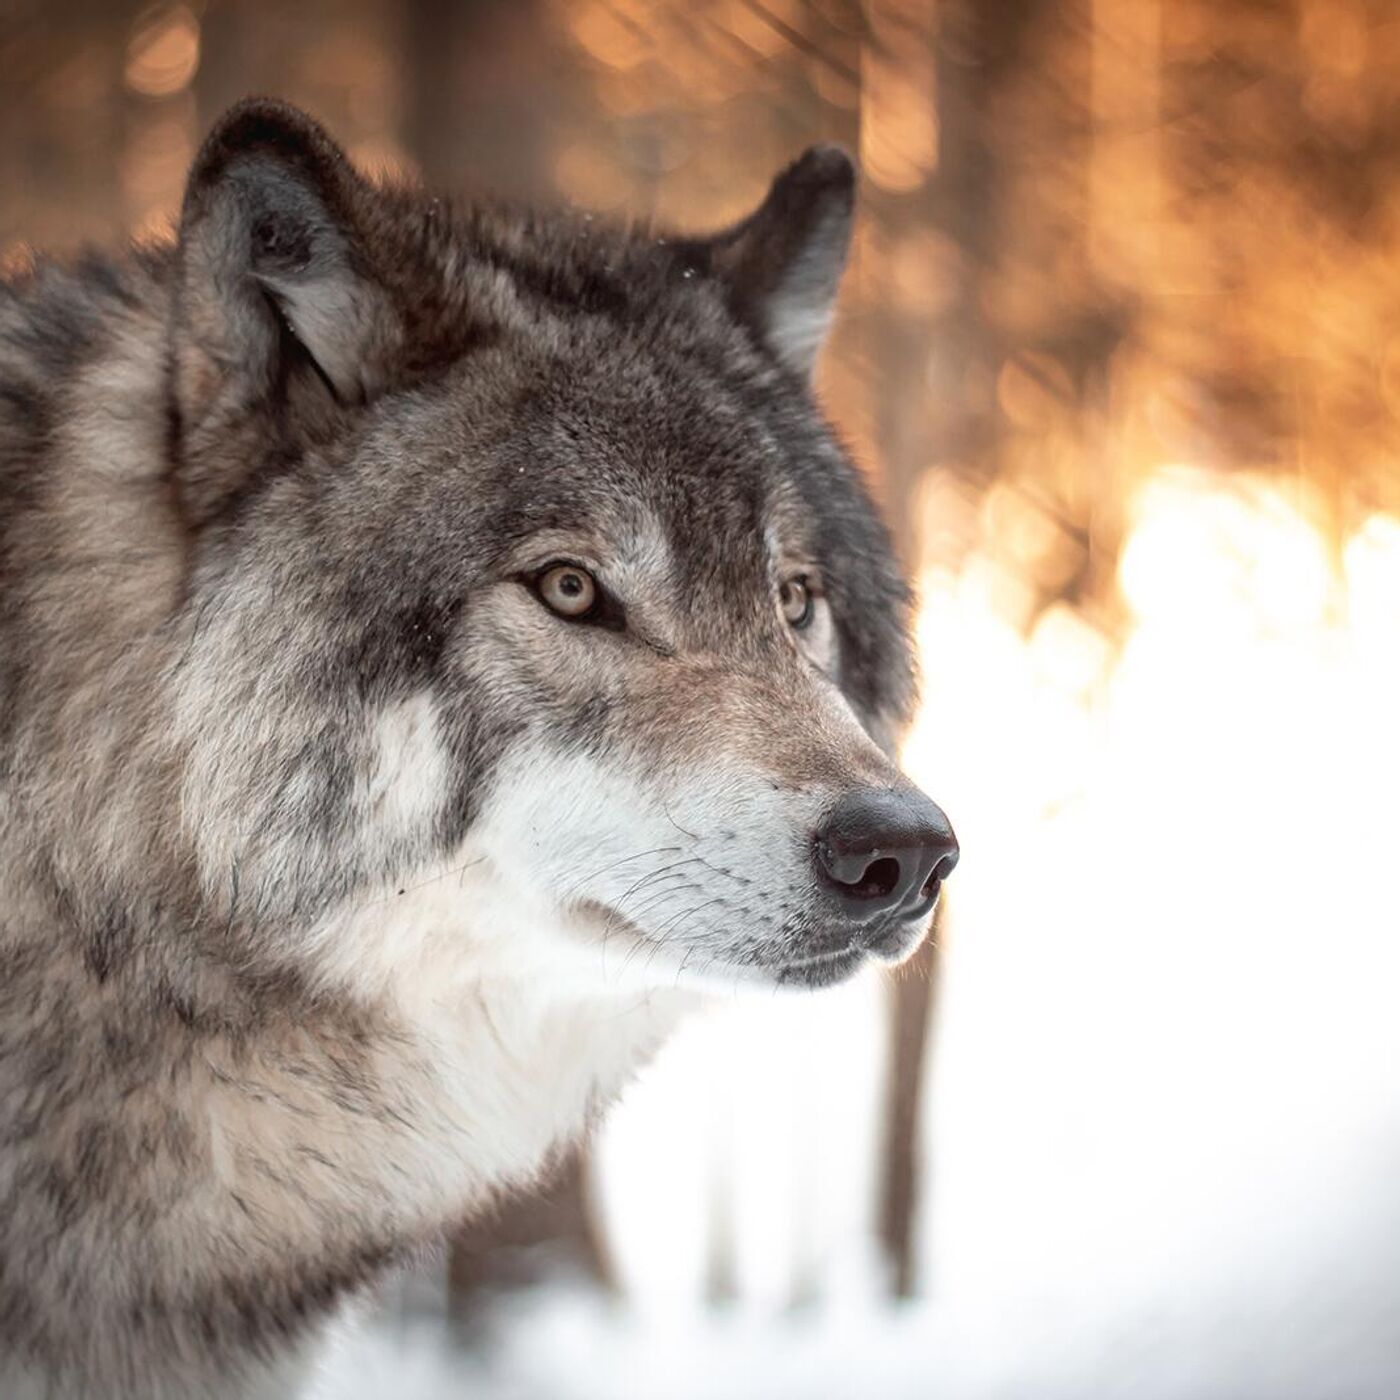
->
[814,788,959,923]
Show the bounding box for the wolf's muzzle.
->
[813,788,959,930]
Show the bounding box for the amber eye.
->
[536,563,599,619]
[780,576,815,629]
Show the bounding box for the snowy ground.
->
[313,1206,1400,1400]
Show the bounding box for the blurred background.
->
[5,2,1400,1396]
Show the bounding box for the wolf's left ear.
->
[707,146,855,379]
[173,99,399,520]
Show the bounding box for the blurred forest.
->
[4,0,1399,1351]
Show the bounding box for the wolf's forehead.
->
[534,393,822,545]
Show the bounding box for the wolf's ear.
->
[173,100,398,519]
[707,146,855,379]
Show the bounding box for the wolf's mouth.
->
[571,896,869,988]
[570,876,936,989]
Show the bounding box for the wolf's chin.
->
[769,912,933,986]
[771,944,867,988]
[858,910,936,967]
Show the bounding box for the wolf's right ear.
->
[705,146,856,380]
[172,100,399,522]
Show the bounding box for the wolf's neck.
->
[0,891,682,1396]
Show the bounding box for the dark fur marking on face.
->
[553,693,615,753]
[391,594,464,685]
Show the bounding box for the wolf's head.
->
[168,100,956,995]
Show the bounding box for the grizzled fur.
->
[0,101,934,1398]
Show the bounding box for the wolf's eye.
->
[536,563,599,620]
[780,577,815,629]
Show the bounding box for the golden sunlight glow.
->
[124,5,201,99]
[910,464,1400,1324]
[859,10,938,194]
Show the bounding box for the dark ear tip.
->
[787,145,857,197]
[199,96,335,158]
[186,97,350,206]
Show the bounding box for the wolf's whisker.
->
[559,844,684,905]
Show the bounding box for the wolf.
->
[0,99,958,1397]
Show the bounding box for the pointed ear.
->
[708,146,855,379]
[173,100,399,520]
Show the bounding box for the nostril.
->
[920,847,959,900]
[844,855,901,901]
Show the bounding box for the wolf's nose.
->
[814,789,959,923]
